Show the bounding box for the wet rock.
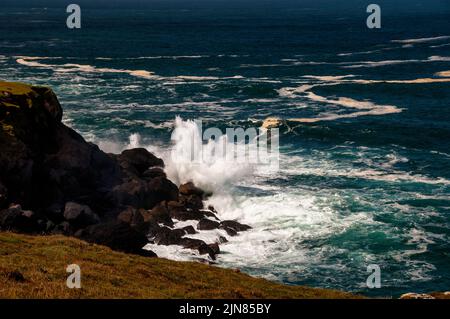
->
[118,148,164,177]
[198,243,217,260]
[179,194,204,210]
[143,202,174,227]
[182,225,197,235]
[64,202,100,228]
[197,218,220,230]
[146,177,179,207]
[220,220,251,232]
[167,201,204,221]
[179,182,204,197]
[152,227,185,245]
[218,236,228,243]
[221,226,238,237]
[208,243,220,255]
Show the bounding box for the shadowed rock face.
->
[0,81,251,260]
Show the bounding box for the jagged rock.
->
[117,206,144,226]
[179,194,204,210]
[143,202,174,227]
[198,243,217,260]
[179,182,204,197]
[182,225,197,235]
[64,202,100,228]
[167,201,205,221]
[208,243,220,255]
[147,177,179,207]
[218,236,228,243]
[142,167,166,180]
[0,81,122,216]
[118,148,164,177]
[220,220,251,232]
[52,221,72,235]
[197,218,220,230]
[221,226,238,237]
[80,221,149,256]
[152,227,185,245]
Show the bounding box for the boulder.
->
[179,182,204,197]
[151,227,185,245]
[143,202,174,227]
[220,220,251,232]
[142,167,166,180]
[118,148,164,177]
[208,243,220,255]
[221,226,238,237]
[80,221,149,256]
[146,177,179,207]
[0,204,41,233]
[182,225,197,235]
[167,201,204,221]
[64,202,100,228]
[197,218,220,230]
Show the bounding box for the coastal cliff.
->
[0,81,250,260]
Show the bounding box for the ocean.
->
[1,0,449,297]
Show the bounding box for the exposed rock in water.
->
[197,218,220,230]
[0,81,252,260]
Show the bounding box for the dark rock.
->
[220,220,251,232]
[117,206,143,225]
[180,237,206,250]
[80,221,149,256]
[167,201,204,221]
[152,227,185,245]
[197,218,220,230]
[179,194,204,210]
[52,221,72,235]
[146,177,179,207]
[221,226,238,237]
[208,243,220,255]
[182,225,197,235]
[142,167,166,180]
[0,181,8,208]
[198,243,216,260]
[179,182,204,197]
[64,202,100,228]
[218,236,228,243]
[0,204,40,233]
[119,148,164,176]
[143,202,174,227]
[140,250,158,258]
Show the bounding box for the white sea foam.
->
[391,35,450,44]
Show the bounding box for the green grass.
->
[0,232,359,299]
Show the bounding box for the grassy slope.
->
[0,232,357,299]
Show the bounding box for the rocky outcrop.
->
[0,81,251,261]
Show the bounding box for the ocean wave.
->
[391,35,450,44]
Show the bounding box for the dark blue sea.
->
[1,0,450,297]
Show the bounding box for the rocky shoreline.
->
[0,81,250,261]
